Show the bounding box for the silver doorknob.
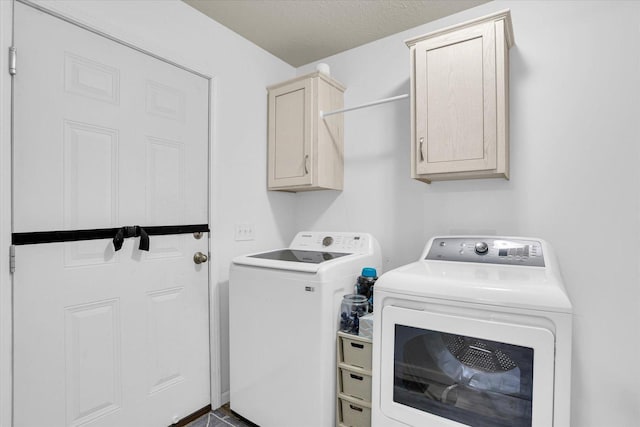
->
[193,252,208,264]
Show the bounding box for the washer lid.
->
[376,260,572,313]
[248,249,349,264]
[232,231,381,273]
[232,249,358,273]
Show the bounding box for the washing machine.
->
[372,236,572,427]
[229,231,382,427]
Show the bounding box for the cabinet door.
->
[268,79,313,188]
[415,21,497,175]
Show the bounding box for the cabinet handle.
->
[349,404,363,412]
[304,154,309,174]
[419,137,424,162]
[350,373,364,381]
[350,342,364,349]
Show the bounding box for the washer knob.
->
[322,236,333,247]
[474,241,489,255]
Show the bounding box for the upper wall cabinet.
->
[406,10,514,183]
[267,72,345,192]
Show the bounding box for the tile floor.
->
[186,404,257,427]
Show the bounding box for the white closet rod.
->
[320,93,409,118]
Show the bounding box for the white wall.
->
[296,1,640,425]
[0,1,296,423]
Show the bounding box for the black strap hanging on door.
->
[11,224,210,250]
[112,226,149,251]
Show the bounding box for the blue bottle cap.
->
[361,267,377,278]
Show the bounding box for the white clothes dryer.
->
[372,236,572,427]
[230,231,382,427]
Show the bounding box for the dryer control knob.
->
[475,241,489,255]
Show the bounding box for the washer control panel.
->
[291,232,369,252]
[426,237,545,267]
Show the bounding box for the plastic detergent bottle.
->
[355,267,378,312]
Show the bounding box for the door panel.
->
[13,3,210,426]
[64,299,122,426]
[64,51,120,104]
[63,120,120,230]
[146,136,185,225]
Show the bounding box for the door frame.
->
[0,1,14,426]
[0,1,221,425]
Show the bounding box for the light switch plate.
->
[235,223,255,241]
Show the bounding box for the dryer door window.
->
[394,325,533,426]
[379,306,555,427]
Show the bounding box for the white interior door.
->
[12,2,210,426]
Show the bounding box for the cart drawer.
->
[339,397,371,427]
[340,335,372,370]
[339,367,372,401]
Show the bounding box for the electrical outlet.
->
[235,223,255,241]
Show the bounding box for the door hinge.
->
[9,245,15,273]
[8,46,16,76]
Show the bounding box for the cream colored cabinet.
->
[406,10,514,183]
[267,72,345,191]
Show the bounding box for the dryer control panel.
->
[425,237,545,267]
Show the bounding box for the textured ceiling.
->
[183,0,490,67]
